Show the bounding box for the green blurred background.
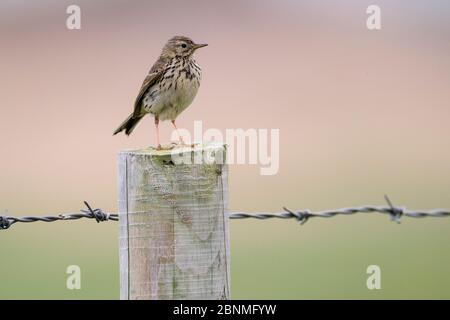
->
[2,211,450,299]
[1,0,450,299]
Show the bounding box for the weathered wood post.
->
[118,142,230,300]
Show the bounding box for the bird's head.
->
[161,36,207,58]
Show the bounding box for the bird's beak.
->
[193,43,208,50]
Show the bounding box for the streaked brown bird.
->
[113,36,207,149]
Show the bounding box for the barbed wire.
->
[1,196,449,231]
[0,202,117,230]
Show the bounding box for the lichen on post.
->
[118,142,230,300]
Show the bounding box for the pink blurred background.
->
[1,0,450,299]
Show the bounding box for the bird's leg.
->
[171,120,185,145]
[155,117,162,150]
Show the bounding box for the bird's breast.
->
[169,60,202,104]
[146,59,202,120]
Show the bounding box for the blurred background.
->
[1,0,450,299]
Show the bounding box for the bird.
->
[113,36,207,149]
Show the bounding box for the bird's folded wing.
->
[132,67,165,118]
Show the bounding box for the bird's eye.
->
[181,43,187,48]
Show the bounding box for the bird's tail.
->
[113,114,144,136]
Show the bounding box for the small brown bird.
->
[113,36,207,149]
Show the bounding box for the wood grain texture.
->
[118,143,230,300]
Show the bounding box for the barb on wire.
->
[1,196,449,231]
[83,201,112,223]
[384,195,403,223]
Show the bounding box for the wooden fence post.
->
[118,143,230,300]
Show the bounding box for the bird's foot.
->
[168,140,197,149]
[169,139,183,145]
[176,138,190,146]
[153,143,176,151]
[155,144,162,150]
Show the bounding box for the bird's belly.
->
[150,78,200,121]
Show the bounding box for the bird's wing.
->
[132,59,167,118]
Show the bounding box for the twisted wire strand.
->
[0,201,117,230]
[230,206,450,222]
[1,196,449,230]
